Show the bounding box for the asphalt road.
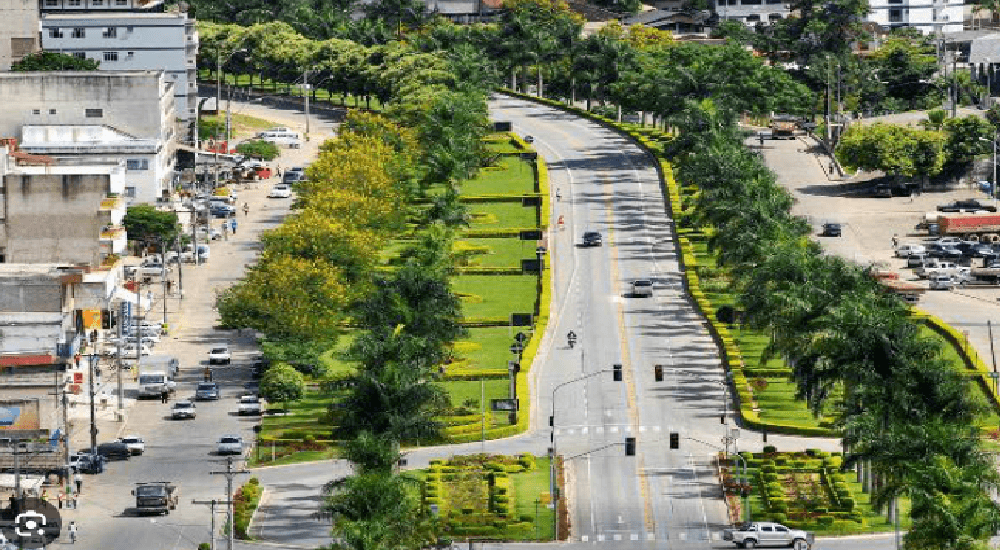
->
[44,97,338,550]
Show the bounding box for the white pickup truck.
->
[722,522,812,549]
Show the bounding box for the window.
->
[761,526,774,532]
[48,28,63,39]
[44,0,57,6]
[73,52,86,59]
[85,109,103,118]
[126,26,133,33]
[888,0,903,4]
[769,13,783,20]
[92,0,103,4]
[746,14,761,22]
[126,159,149,171]
[31,109,40,115]
[102,27,116,38]
[67,0,80,5]
[125,187,136,198]
[889,7,903,21]
[103,51,118,62]
[71,27,85,38]
[126,51,134,59]
[49,109,56,115]
[741,0,762,5]
[115,0,127,5]
[775,526,788,533]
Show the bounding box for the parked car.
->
[582,231,602,247]
[95,441,131,461]
[211,204,236,218]
[137,260,169,278]
[70,453,105,474]
[118,435,146,456]
[195,382,220,401]
[929,274,964,290]
[282,171,306,185]
[937,199,998,212]
[895,244,926,258]
[630,279,653,298]
[820,223,842,237]
[171,401,196,420]
[217,435,244,455]
[208,346,231,365]
[907,253,930,269]
[238,395,262,416]
[268,184,292,198]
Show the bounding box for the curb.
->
[245,486,268,540]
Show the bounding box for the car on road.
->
[217,435,243,455]
[195,227,222,241]
[118,435,145,456]
[95,441,131,461]
[895,244,926,258]
[937,199,998,212]
[268,184,292,198]
[282,171,306,185]
[211,204,236,218]
[171,401,196,420]
[929,274,964,290]
[820,222,842,237]
[137,260,169,278]
[630,279,653,298]
[208,346,231,365]
[238,395,262,416]
[195,382,220,401]
[582,231,603,247]
[722,521,812,549]
[70,452,105,474]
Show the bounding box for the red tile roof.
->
[0,355,55,366]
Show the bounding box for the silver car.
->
[217,435,243,455]
[631,279,653,298]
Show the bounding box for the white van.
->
[895,244,926,258]
[256,130,302,148]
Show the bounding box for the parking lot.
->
[756,132,1000,370]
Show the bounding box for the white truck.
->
[137,357,178,398]
[722,522,812,549]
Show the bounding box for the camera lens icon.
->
[14,512,45,537]
[1,497,60,549]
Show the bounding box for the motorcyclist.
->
[567,330,577,348]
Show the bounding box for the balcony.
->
[100,225,127,254]
[99,195,125,212]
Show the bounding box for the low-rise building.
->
[0,70,178,203]
[0,0,40,70]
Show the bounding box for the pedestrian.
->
[57,491,64,509]
[160,389,168,404]
[40,489,48,504]
[74,472,82,494]
[68,521,77,544]
[204,367,213,382]
[892,234,899,248]
[230,219,238,235]
[243,202,249,216]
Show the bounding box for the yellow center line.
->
[604,177,656,534]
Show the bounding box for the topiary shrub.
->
[840,498,855,511]
[771,513,787,524]
[817,515,835,526]
[763,445,777,454]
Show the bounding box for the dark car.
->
[210,204,236,218]
[582,231,603,247]
[937,199,998,213]
[195,382,220,401]
[821,223,842,237]
[282,171,305,185]
[907,253,930,269]
[928,244,963,260]
[70,452,105,474]
[962,243,994,258]
[95,442,131,461]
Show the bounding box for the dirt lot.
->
[754,131,1000,369]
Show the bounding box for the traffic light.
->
[549,415,554,427]
[625,437,636,456]
[654,365,663,382]
[669,432,679,449]
[613,364,623,382]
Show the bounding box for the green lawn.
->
[452,275,537,320]
[510,456,556,540]
[466,202,537,230]
[455,238,534,268]
[460,156,535,196]
[443,379,512,420]
[752,377,837,429]
[483,134,527,155]
[455,327,527,372]
[260,387,338,440]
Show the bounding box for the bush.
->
[772,513,787,524]
[236,139,280,161]
[763,445,777,454]
[817,515,835,526]
[840,498,855,511]
[763,472,779,483]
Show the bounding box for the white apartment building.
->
[714,0,791,26]
[0,0,40,70]
[40,9,199,139]
[866,0,963,34]
[0,71,177,204]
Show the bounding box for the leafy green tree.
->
[342,431,402,474]
[123,205,180,245]
[336,361,448,443]
[12,51,99,71]
[836,123,946,182]
[323,473,435,550]
[259,363,306,407]
[235,139,280,161]
[943,115,994,167]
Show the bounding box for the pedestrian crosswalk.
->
[578,531,722,543]
[554,425,661,436]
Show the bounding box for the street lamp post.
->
[88,354,98,452]
[549,368,622,539]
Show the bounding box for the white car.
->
[118,435,146,456]
[238,395,262,416]
[217,435,244,455]
[171,401,196,420]
[723,522,812,549]
[208,346,231,365]
[269,184,292,198]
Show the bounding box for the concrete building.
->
[0,71,177,203]
[867,0,963,34]
[0,263,120,436]
[713,0,791,26]
[40,9,199,139]
[0,0,40,70]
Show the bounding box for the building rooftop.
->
[20,125,159,155]
[42,10,188,20]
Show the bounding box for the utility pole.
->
[116,275,124,413]
[210,457,249,550]
[60,372,71,479]
[192,499,230,550]
[88,354,98,452]
[160,238,168,328]
[304,69,311,142]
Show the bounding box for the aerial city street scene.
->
[1,0,1000,548]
